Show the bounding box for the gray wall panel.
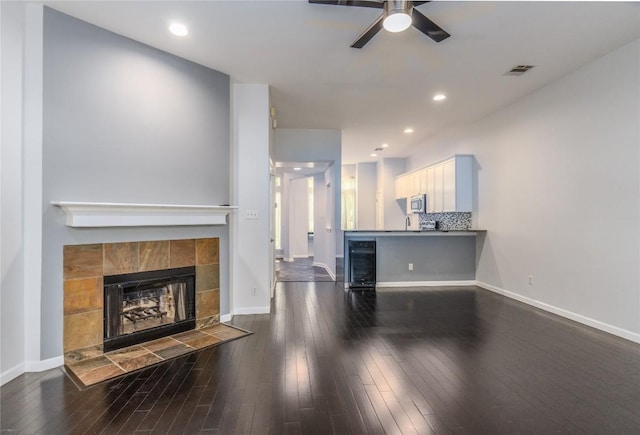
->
[375,236,476,282]
[41,8,230,358]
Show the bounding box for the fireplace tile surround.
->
[63,238,220,360]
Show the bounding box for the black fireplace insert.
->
[103,266,196,352]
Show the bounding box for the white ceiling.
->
[47,1,640,165]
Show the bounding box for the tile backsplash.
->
[418,212,472,230]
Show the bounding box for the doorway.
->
[274,162,336,282]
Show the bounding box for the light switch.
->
[245,209,258,219]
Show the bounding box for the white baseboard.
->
[377,280,477,288]
[233,306,270,315]
[25,355,63,372]
[283,257,294,262]
[220,313,233,322]
[1,363,25,386]
[292,255,308,259]
[1,355,64,386]
[312,262,336,281]
[476,281,640,344]
[336,254,344,259]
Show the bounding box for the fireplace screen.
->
[104,266,195,352]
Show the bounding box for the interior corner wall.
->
[356,162,377,230]
[40,8,231,361]
[231,83,271,314]
[1,1,28,384]
[409,39,640,339]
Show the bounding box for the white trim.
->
[1,355,64,387]
[233,306,270,315]
[312,262,336,281]
[476,281,640,344]
[1,364,25,386]
[220,313,233,322]
[292,254,308,259]
[50,202,238,227]
[376,280,477,288]
[336,254,344,259]
[283,257,294,262]
[25,355,63,372]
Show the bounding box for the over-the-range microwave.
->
[410,194,427,213]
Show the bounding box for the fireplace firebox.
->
[103,266,196,352]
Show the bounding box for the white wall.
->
[232,84,271,315]
[288,177,309,258]
[378,158,406,230]
[356,162,377,229]
[1,1,27,384]
[315,165,338,275]
[313,173,331,274]
[409,39,640,340]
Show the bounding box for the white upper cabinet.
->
[395,155,474,212]
[443,158,456,212]
[394,174,408,199]
[425,166,435,212]
[433,163,444,212]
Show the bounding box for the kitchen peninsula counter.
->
[344,230,485,288]
[345,230,484,237]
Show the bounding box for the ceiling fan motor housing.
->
[383,0,413,33]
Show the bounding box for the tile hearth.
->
[64,323,250,388]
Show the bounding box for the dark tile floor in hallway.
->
[2,282,640,434]
[275,257,336,282]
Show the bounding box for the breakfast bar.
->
[344,230,485,288]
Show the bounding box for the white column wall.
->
[356,162,377,230]
[231,84,271,315]
[378,158,406,230]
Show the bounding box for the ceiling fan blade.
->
[308,0,383,8]
[412,9,451,42]
[350,14,384,48]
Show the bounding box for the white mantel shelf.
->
[51,201,238,228]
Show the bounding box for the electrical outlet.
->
[408,263,413,271]
[245,210,258,219]
[251,287,257,295]
[528,275,534,285]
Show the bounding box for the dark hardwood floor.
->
[2,282,640,434]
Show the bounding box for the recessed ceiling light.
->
[370,153,377,157]
[293,167,301,171]
[169,22,188,36]
[404,128,414,134]
[382,143,389,148]
[433,93,447,101]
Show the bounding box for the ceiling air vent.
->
[503,64,535,76]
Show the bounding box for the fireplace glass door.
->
[104,267,195,352]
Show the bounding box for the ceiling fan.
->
[309,0,451,48]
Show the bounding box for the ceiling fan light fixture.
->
[383,1,413,33]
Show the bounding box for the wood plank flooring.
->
[2,282,640,434]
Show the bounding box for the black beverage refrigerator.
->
[348,240,376,289]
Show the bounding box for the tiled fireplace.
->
[63,238,220,360]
